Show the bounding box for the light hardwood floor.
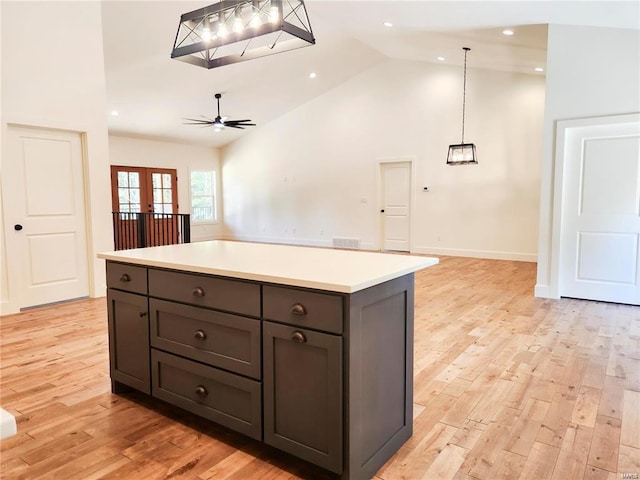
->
[1,256,639,479]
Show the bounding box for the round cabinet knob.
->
[14,224,23,231]
[291,331,306,343]
[289,303,307,316]
[120,273,131,283]
[193,330,207,341]
[195,385,208,397]
[192,287,205,297]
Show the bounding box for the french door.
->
[110,166,179,249]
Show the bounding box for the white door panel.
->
[381,162,411,252]
[4,126,89,309]
[560,120,640,305]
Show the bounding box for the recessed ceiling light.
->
[110,110,119,116]
[437,56,446,62]
[309,72,317,79]
[502,29,514,36]
[534,67,544,72]
[383,21,393,27]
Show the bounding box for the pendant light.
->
[171,0,315,70]
[447,47,478,165]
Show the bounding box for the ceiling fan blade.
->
[226,121,256,127]
[225,124,245,129]
[183,118,215,125]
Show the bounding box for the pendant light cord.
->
[461,47,470,144]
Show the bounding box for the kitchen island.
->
[98,241,438,480]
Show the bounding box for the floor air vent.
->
[332,237,361,249]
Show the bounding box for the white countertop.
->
[0,407,17,440]
[98,241,438,293]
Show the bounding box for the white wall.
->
[222,58,545,260]
[1,1,111,313]
[535,24,640,297]
[0,1,7,308]
[108,135,223,241]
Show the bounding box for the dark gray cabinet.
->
[150,298,261,380]
[106,260,415,480]
[107,288,150,394]
[263,321,343,473]
[151,349,262,440]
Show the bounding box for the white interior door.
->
[3,125,89,309]
[559,119,640,305]
[381,162,411,252]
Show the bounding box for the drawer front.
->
[150,299,261,380]
[107,289,150,394]
[151,349,262,440]
[106,262,148,294]
[263,286,343,334]
[149,269,260,317]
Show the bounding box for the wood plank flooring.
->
[1,256,639,479]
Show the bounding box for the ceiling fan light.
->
[183,93,256,132]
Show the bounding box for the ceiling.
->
[102,1,640,148]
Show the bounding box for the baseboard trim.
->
[221,234,376,251]
[411,246,537,263]
[0,300,19,316]
[191,233,225,243]
[534,284,558,299]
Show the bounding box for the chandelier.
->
[171,0,316,69]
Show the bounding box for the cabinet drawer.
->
[150,299,261,380]
[107,262,147,295]
[263,286,343,334]
[151,349,262,440]
[149,269,260,317]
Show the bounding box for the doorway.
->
[3,125,89,310]
[110,166,179,249]
[555,114,640,305]
[379,161,412,252]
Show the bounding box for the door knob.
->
[380,209,385,213]
[14,224,23,231]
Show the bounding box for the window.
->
[190,170,217,223]
[151,172,174,214]
[116,170,142,214]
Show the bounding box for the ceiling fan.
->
[183,93,256,130]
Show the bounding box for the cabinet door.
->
[107,289,150,394]
[263,322,343,474]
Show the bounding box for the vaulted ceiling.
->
[102,1,640,147]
